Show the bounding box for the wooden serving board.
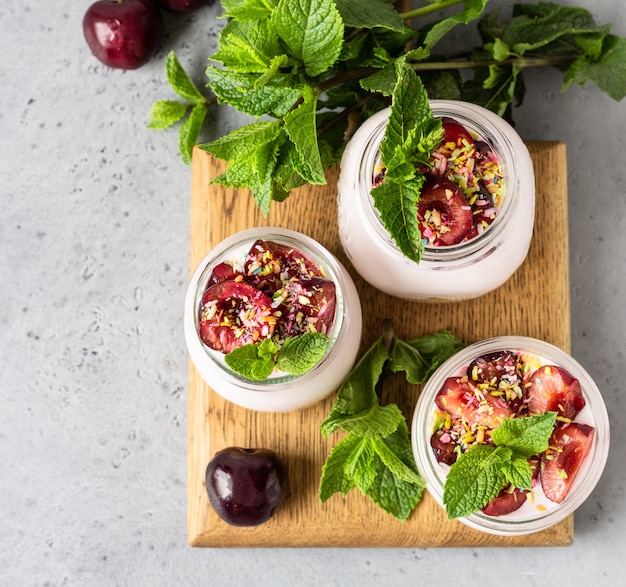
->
[187,141,573,547]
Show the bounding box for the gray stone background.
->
[2,1,624,585]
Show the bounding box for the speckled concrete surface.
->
[1,1,625,585]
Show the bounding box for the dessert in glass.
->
[411,336,610,535]
[337,101,535,301]
[184,227,363,412]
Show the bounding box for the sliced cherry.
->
[482,485,528,516]
[482,456,539,516]
[526,365,585,420]
[209,261,243,285]
[199,281,276,353]
[244,240,323,293]
[467,350,525,411]
[441,117,475,149]
[275,277,336,339]
[468,350,521,384]
[434,377,514,429]
[541,423,595,504]
[418,176,473,246]
[430,430,458,465]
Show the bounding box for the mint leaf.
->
[364,424,425,521]
[419,69,463,101]
[371,175,424,263]
[271,0,344,77]
[563,35,626,101]
[212,19,282,73]
[365,460,425,521]
[179,102,209,165]
[283,86,326,185]
[275,332,330,375]
[319,434,359,501]
[200,121,286,213]
[419,0,489,58]
[502,455,533,491]
[463,53,524,119]
[220,0,277,21]
[320,325,464,520]
[389,330,465,384]
[325,402,404,439]
[335,0,406,32]
[406,331,466,375]
[371,61,443,263]
[443,444,511,519]
[257,337,280,358]
[224,341,277,380]
[206,66,303,116]
[321,336,390,434]
[503,5,601,53]
[148,100,188,130]
[200,121,283,164]
[491,38,511,61]
[212,129,286,214]
[380,61,433,164]
[165,51,205,103]
[360,62,398,96]
[343,436,377,493]
[372,435,424,486]
[490,411,557,457]
[443,412,557,518]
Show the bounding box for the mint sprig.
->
[371,61,444,262]
[319,324,464,521]
[148,52,211,165]
[442,411,557,519]
[224,332,330,380]
[150,1,626,211]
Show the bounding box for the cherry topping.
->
[435,377,514,430]
[441,117,475,149]
[540,423,594,504]
[526,365,586,420]
[418,176,473,246]
[430,430,458,466]
[244,239,324,293]
[199,281,276,353]
[275,277,336,339]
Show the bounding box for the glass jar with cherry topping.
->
[411,336,609,536]
[184,227,363,412]
[337,101,535,301]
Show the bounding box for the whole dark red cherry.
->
[155,0,212,11]
[206,447,287,527]
[83,0,164,70]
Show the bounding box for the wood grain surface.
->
[187,141,573,547]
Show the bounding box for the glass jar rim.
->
[411,335,610,535]
[185,227,347,390]
[358,102,523,263]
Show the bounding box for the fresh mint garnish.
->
[443,444,513,520]
[224,337,279,381]
[224,333,330,380]
[283,86,326,185]
[319,322,464,521]
[150,1,625,210]
[147,52,211,165]
[442,411,557,519]
[371,61,443,263]
[271,0,344,78]
[490,409,557,457]
[276,332,331,375]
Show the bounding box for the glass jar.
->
[411,336,610,536]
[184,227,363,412]
[337,101,535,300]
